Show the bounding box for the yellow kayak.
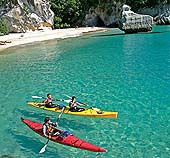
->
[27,102,118,118]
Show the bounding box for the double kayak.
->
[21,118,107,152]
[27,102,118,118]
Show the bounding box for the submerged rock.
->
[119,5,153,33]
[0,0,54,33]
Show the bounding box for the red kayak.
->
[21,118,107,152]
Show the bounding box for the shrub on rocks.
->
[0,19,9,35]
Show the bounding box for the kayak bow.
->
[21,118,107,152]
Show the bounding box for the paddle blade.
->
[39,144,47,154]
[63,94,72,99]
[91,108,100,111]
[32,96,43,99]
[64,99,71,103]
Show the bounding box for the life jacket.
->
[69,101,77,108]
[45,98,52,105]
[44,123,53,134]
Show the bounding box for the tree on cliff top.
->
[0,0,7,6]
[99,0,170,10]
[50,0,99,28]
[0,19,9,35]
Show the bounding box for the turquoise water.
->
[0,26,170,158]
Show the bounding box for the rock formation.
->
[0,0,54,33]
[83,2,122,27]
[83,3,153,33]
[138,5,170,25]
[118,5,153,33]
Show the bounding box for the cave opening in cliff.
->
[96,16,105,27]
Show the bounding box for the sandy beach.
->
[0,27,107,52]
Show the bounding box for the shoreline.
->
[0,27,108,52]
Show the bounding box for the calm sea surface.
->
[0,26,170,158]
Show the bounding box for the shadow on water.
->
[59,118,95,131]
[92,31,163,37]
[9,129,62,158]
[17,108,95,131]
[0,155,15,158]
[16,108,51,122]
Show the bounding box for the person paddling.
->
[44,93,65,109]
[43,117,60,139]
[44,94,56,108]
[43,117,71,139]
[69,96,86,112]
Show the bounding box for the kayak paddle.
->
[63,94,72,99]
[63,94,100,111]
[32,95,67,121]
[32,96,63,102]
[39,139,49,154]
[57,106,66,122]
[32,96,45,99]
[39,108,64,154]
[63,94,88,106]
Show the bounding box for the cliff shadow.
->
[92,31,162,37]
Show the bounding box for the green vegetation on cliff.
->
[50,0,170,28]
[0,0,7,6]
[50,0,99,28]
[116,0,170,10]
[0,19,9,35]
[0,0,170,29]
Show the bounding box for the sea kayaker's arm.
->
[43,98,48,104]
[50,122,58,127]
[77,102,87,106]
[43,125,48,137]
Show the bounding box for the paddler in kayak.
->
[44,94,57,108]
[43,117,70,139]
[44,93,65,109]
[69,96,86,112]
[43,117,60,139]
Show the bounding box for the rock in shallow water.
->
[119,5,153,34]
[0,0,54,33]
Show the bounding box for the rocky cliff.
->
[0,0,54,33]
[84,3,153,33]
[138,4,170,25]
[83,2,122,27]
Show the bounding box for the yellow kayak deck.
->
[27,102,118,118]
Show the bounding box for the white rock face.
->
[0,0,54,33]
[83,3,153,34]
[119,5,153,33]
